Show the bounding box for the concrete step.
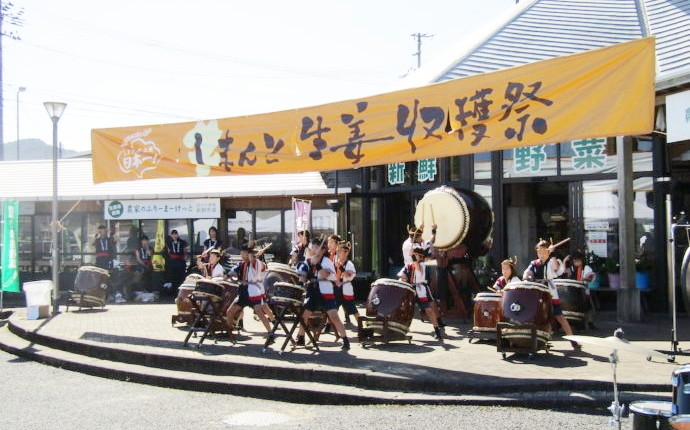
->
[0,324,670,406]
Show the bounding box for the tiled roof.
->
[417,0,689,85]
[0,158,337,201]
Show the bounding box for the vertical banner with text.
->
[1,201,20,292]
[292,198,312,247]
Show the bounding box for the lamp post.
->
[16,87,26,160]
[44,101,67,316]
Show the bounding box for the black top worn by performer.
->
[165,229,188,294]
[94,224,115,270]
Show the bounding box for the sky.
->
[3,0,518,153]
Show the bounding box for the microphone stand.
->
[607,348,624,430]
[666,194,690,362]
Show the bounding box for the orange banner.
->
[92,38,655,183]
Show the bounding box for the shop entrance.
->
[504,182,576,273]
[381,192,412,277]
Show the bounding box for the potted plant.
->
[635,233,654,290]
[635,255,653,290]
[605,258,620,289]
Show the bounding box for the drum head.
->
[629,401,673,417]
[78,265,110,277]
[475,292,501,300]
[414,187,468,250]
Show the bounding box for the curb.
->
[6,319,670,397]
[0,327,670,407]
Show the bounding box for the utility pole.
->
[411,33,433,69]
[0,1,25,161]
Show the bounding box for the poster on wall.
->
[587,231,608,258]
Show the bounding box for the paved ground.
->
[3,300,688,397]
[0,348,615,430]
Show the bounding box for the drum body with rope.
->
[414,186,493,256]
[498,281,553,351]
[364,278,416,341]
[263,263,299,301]
[194,278,225,302]
[172,274,206,324]
[552,279,587,326]
[472,292,502,332]
[268,282,305,307]
[71,265,110,308]
[174,284,197,324]
[629,401,673,430]
[216,278,240,315]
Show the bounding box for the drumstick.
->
[430,204,436,226]
[487,286,497,293]
[552,238,571,249]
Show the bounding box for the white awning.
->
[0,158,345,202]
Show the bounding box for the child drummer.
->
[398,246,444,341]
[335,241,362,331]
[492,258,520,292]
[565,251,597,329]
[296,239,350,350]
[226,245,275,344]
[523,240,581,350]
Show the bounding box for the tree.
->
[0,1,25,160]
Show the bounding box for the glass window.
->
[583,180,618,261]
[33,215,52,271]
[413,158,439,184]
[283,209,296,256]
[311,209,334,240]
[193,219,218,253]
[474,184,492,210]
[347,197,364,272]
[18,215,32,273]
[112,220,140,268]
[503,144,558,178]
[370,198,380,277]
[60,211,83,269]
[562,137,653,175]
[473,152,492,180]
[385,162,413,187]
[227,211,252,254]
[582,178,656,283]
[256,210,283,262]
[450,156,462,182]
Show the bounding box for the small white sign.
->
[105,198,220,220]
[584,220,609,231]
[587,231,608,258]
[667,90,690,143]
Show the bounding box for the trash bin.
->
[23,280,53,320]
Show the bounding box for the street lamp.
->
[16,87,25,160]
[44,101,67,316]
